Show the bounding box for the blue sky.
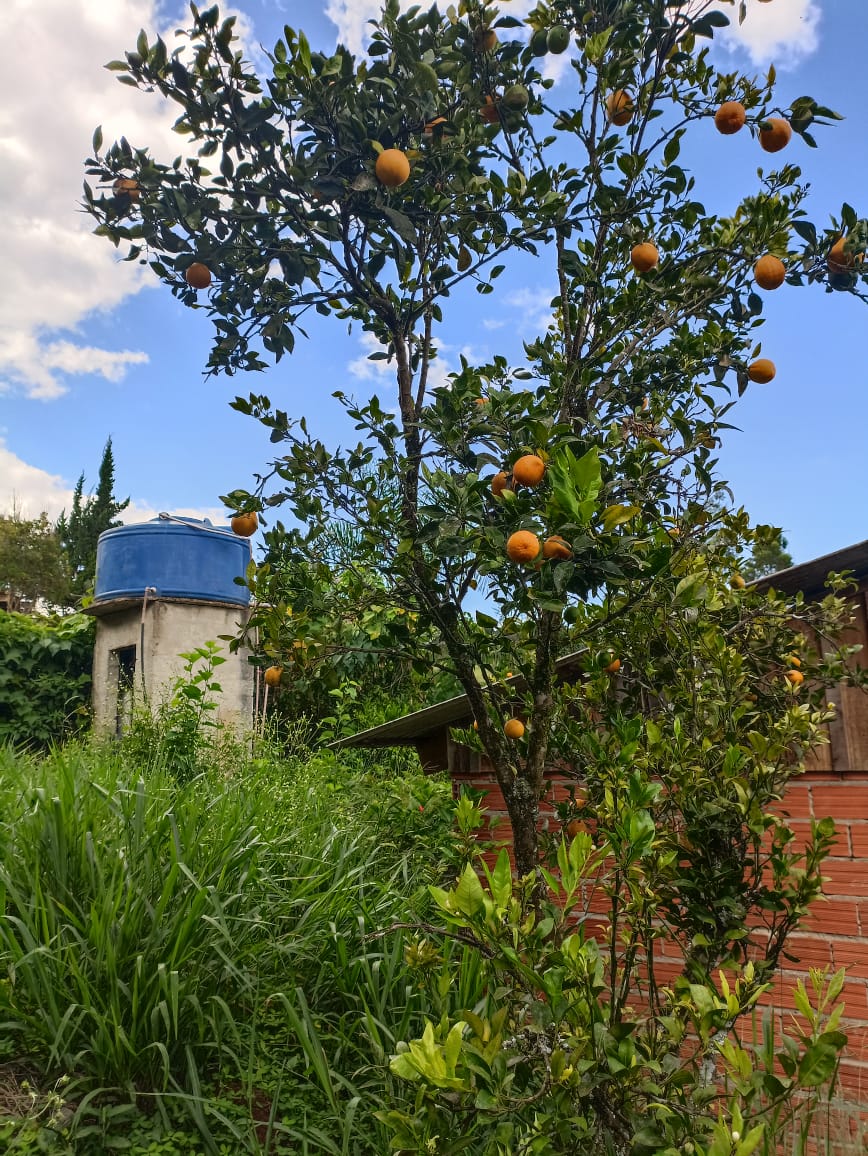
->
[0,0,865,566]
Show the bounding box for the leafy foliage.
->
[382,842,847,1155]
[0,612,93,747]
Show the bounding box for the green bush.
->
[0,612,93,747]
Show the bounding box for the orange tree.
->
[84,0,867,886]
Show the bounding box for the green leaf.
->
[381,207,417,244]
[451,863,485,917]
[601,504,639,533]
[798,1039,842,1087]
[487,849,512,907]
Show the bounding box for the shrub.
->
[0,612,93,747]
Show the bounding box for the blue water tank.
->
[94,517,251,607]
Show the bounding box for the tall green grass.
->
[0,737,461,1151]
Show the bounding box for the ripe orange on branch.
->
[631,242,659,273]
[604,658,621,674]
[263,666,283,687]
[748,358,776,384]
[230,511,258,536]
[786,669,805,686]
[828,236,863,274]
[185,262,212,289]
[512,454,546,487]
[606,90,634,126]
[504,718,525,740]
[714,101,746,135]
[543,536,572,560]
[113,177,141,200]
[754,254,786,290]
[759,117,792,154]
[480,96,500,124]
[506,530,541,563]
[491,471,509,497]
[375,148,411,188]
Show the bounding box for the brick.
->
[778,785,814,819]
[821,860,868,898]
[849,824,868,858]
[778,934,836,970]
[813,785,868,821]
[834,1060,868,1099]
[834,941,868,980]
[803,899,861,936]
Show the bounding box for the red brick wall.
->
[452,762,868,1102]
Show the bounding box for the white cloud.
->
[122,502,229,526]
[505,286,556,334]
[716,0,821,67]
[348,331,476,394]
[325,0,536,55]
[0,439,74,520]
[0,440,225,526]
[0,0,258,401]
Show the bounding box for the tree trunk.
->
[503,773,540,879]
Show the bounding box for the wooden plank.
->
[804,624,834,771]
[842,591,868,771]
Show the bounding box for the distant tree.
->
[57,438,129,601]
[0,512,70,612]
[743,525,794,581]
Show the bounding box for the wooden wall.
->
[804,585,868,772]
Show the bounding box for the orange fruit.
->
[475,28,497,53]
[604,658,621,674]
[474,396,487,406]
[730,573,746,590]
[828,236,862,274]
[786,670,805,686]
[230,511,258,536]
[113,177,141,200]
[542,536,572,561]
[759,117,792,154]
[491,470,509,497]
[504,718,525,740]
[754,254,786,290]
[788,655,802,668]
[506,530,541,563]
[185,262,212,290]
[565,818,585,839]
[631,242,659,273]
[480,95,500,124]
[423,116,447,134]
[263,665,283,688]
[714,101,746,135]
[375,148,411,188]
[748,358,776,384]
[512,454,546,487]
[606,90,634,126]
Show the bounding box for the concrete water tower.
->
[87,515,255,735]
